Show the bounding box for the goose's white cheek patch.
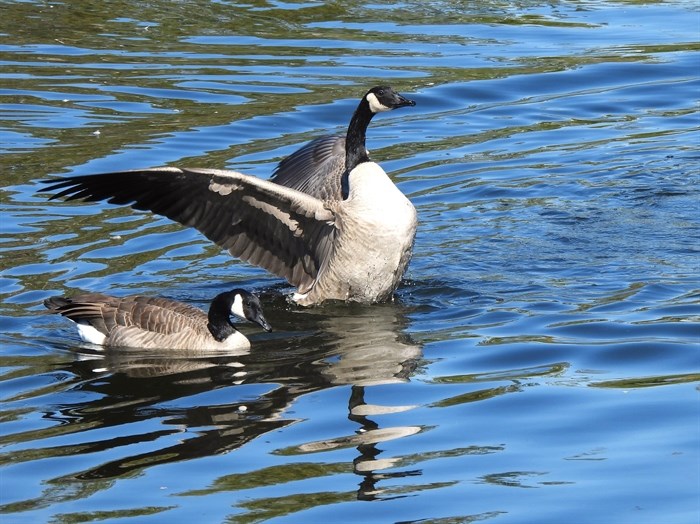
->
[366,92,391,113]
[230,294,246,319]
[77,323,107,346]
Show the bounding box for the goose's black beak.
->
[254,314,273,333]
[393,93,416,108]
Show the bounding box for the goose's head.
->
[365,86,416,114]
[209,289,272,340]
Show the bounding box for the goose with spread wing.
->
[41,86,417,306]
[44,288,272,350]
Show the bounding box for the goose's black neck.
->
[342,97,375,199]
[345,96,374,172]
[207,293,236,342]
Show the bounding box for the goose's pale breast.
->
[105,325,251,350]
[297,162,417,305]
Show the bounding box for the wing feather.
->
[46,294,210,337]
[270,135,346,200]
[42,167,337,290]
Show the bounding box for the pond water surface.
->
[1,1,699,523]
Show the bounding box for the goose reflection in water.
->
[41,297,423,501]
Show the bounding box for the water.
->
[1,1,699,522]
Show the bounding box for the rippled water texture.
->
[1,1,699,523]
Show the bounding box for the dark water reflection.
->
[1,0,699,522]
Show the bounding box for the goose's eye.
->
[377,89,384,96]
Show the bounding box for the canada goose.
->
[44,289,272,350]
[41,86,417,306]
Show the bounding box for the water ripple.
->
[1,1,699,523]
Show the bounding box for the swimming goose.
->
[44,289,272,350]
[41,86,417,306]
[271,86,415,199]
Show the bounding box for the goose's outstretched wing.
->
[41,167,336,292]
[270,135,347,200]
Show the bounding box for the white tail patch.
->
[230,293,246,319]
[76,323,107,346]
[366,92,391,113]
